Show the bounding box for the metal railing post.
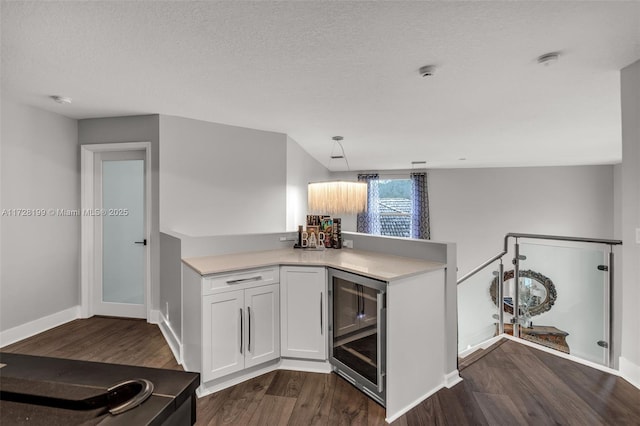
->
[498,260,504,335]
[608,247,614,368]
[513,240,520,338]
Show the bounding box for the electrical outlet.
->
[343,239,353,248]
[636,228,640,244]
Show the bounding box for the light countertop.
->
[182,248,445,281]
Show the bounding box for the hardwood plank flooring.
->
[3,317,639,425]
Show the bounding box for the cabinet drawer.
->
[203,267,279,295]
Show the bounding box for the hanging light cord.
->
[330,136,351,171]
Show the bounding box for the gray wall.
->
[620,59,640,382]
[159,232,182,340]
[286,135,330,231]
[78,115,161,312]
[1,100,79,331]
[159,115,287,236]
[428,165,614,275]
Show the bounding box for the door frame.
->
[80,142,152,320]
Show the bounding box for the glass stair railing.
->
[457,233,621,368]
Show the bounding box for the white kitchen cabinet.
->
[244,284,280,368]
[202,290,244,381]
[197,267,280,383]
[280,266,327,360]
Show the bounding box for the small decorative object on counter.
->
[295,215,341,249]
[294,225,303,248]
[333,218,342,249]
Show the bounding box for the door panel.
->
[94,150,146,318]
[281,267,327,360]
[203,291,244,381]
[244,284,279,368]
[102,159,145,304]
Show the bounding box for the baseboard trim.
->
[279,357,332,373]
[148,309,161,324]
[156,311,182,365]
[444,369,463,388]
[619,356,640,389]
[385,383,444,423]
[458,334,504,358]
[0,305,81,348]
[197,360,280,397]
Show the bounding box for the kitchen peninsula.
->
[161,231,458,422]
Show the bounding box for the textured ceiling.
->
[2,1,639,170]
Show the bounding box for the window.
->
[357,173,430,239]
[378,179,412,238]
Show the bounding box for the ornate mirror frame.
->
[489,269,557,316]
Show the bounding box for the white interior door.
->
[93,150,147,318]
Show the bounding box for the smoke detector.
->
[419,65,436,77]
[51,95,72,105]
[537,52,560,66]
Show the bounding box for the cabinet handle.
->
[239,308,243,354]
[320,292,323,335]
[247,306,251,352]
[226,276,262,285]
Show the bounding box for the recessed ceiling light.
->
[51,95,72,105]
[537,52,560,66]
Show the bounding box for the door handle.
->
[320,292,323,335]
[134,239,147,246]
[239,309,243,354]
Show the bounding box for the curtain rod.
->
[361,171,428,177]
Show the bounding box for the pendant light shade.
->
[308,180,368,214]
[307,136,367,215]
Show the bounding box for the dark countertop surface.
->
[0,352,199,425]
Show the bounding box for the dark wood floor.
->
[3,317,639,425]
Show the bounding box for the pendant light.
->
[307,136,368,215]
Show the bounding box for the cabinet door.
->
[280,266,327,360]
[244,284,280,369]
[333,278,359,337]
[202,290,244,382]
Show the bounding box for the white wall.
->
[285,135,330,231]
[619,59,640,386]
[1,100,79,332]
[159,115,287,236]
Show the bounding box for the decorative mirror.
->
[489,269,557,317]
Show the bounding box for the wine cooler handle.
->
[377,291,386,393]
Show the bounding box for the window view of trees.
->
[378,179,411,199]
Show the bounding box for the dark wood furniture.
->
[500,323,570,354]
[0,352,200,425]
